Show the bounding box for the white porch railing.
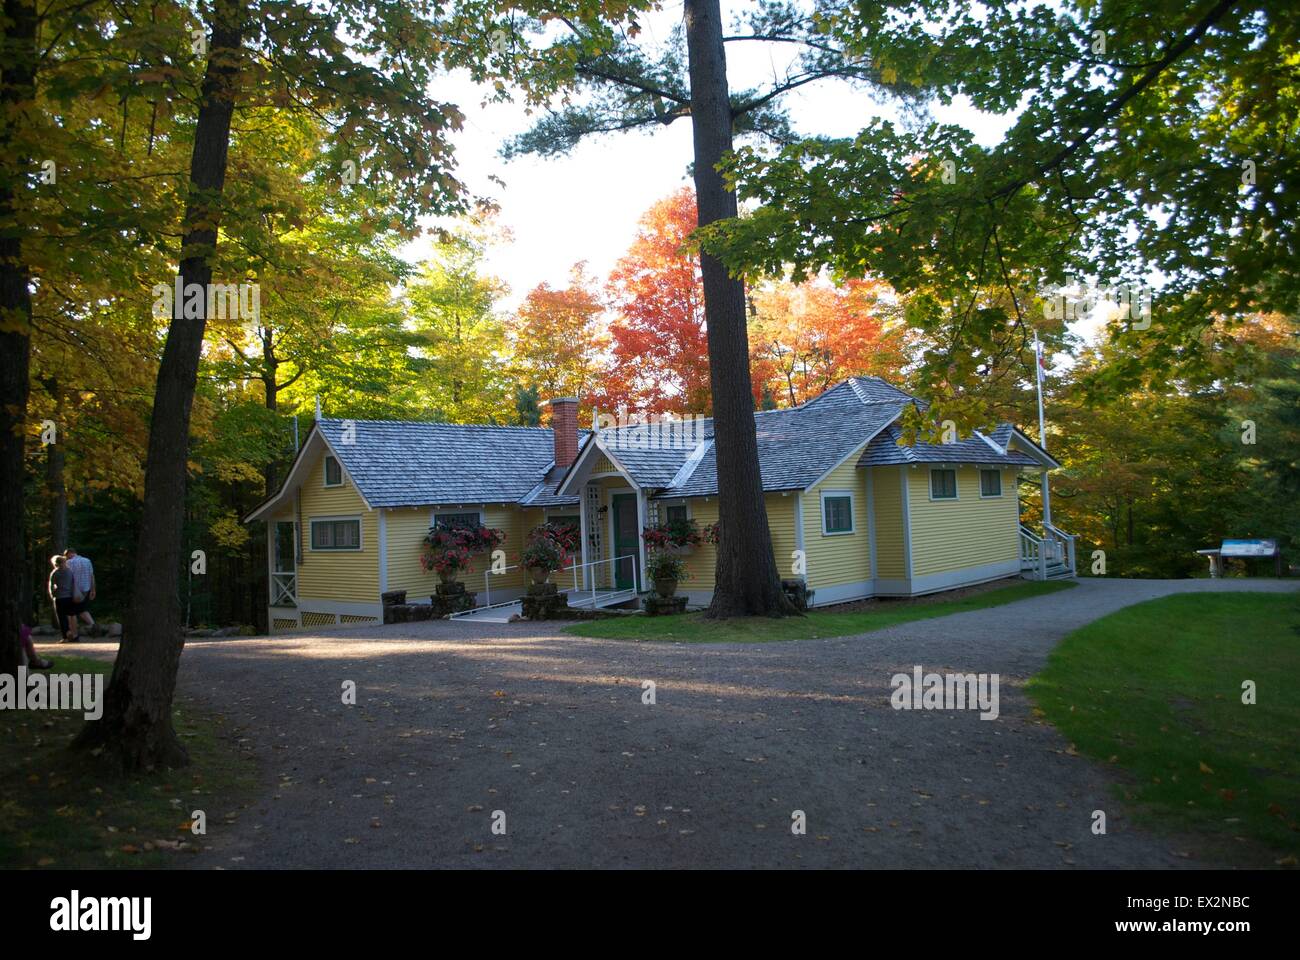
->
[564,554,639,608]
[1019,524,1077,580]
[455,553,640,617]
[1019,525,1048,581]
[271,572,297,606]
[1044,522,1077,574]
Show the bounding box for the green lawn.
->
[565,578,1075,643]
[0,656,256,868]
[1028,592,1300,864]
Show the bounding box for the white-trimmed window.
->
[310,517,361,551]
[930,469,958,500]
[979,469,1002,498]
[821,491,854,535]
[434,510,482,531]
[664,503,690,525]
[323,455,343,487]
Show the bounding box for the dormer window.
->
[324,455,343,487]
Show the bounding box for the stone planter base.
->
[781,579,814,611]
[383,589,477,623]
[381,590,407,607]
[644,595,687,617]
[521,581,569,620]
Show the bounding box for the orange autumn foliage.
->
[595,188,712,416]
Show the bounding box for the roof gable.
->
[857,422,1046,468]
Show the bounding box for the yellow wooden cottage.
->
[244,380,1072,630]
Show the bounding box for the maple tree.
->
[748,278,911,407]
[509,263,607,416]
[597,188,711,415]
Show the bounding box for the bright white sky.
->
[401,2,1018,311]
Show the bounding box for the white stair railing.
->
[1019,525,1048,580]
[457,553,641,617]
[1044,522,1077,574]
[1021,523,1078,579]
[564,554,638,608]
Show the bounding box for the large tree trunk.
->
[74,3,245,769]
[0,0,38,677]
[684,0,793,618]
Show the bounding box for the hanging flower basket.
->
[421,523,506,585]
[642,518,702,555]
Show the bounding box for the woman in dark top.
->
[48,554,78,642]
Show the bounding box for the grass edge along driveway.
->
[1028,591,1300,865]
[0,655,257,869]
[565,578,1076,643]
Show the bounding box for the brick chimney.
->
[548,397,579,468]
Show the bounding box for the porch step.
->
[1021,562,1074,581]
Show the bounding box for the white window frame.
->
[820,489,855,536]
[661,500,691,525]
[929,468,959,501]
[309,515,363,552]
[323,454,343,488]
[979,468,1003,499]
[431,509,483,531]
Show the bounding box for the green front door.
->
[611,493,638,590]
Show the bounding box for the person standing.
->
[48,555,78,643]
[64,546,95,629]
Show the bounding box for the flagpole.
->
[1033,330,1052,528]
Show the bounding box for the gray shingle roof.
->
[289,379,1049,515]
[519,465,582,508]
[801,376,918,410]
[597,420,703,487]
[315,419,584,508]
[857,423,1041,468]
[647,400,905,498]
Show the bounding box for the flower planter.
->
[438,570,458,586]
[528,566,551,585]
[654,577,678,599]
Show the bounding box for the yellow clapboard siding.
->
[483,504,531,593]
[384,507,438,598]
[385,505,547,599]
[870,467,907,579]
[766,494,800,581]
[803,443,871,587]
[675,498,718,590]
[297,451,378,603]
[907,466,1019,576]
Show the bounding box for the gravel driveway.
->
[56,577,1297,869]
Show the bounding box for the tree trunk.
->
[0,0,38,677]
[74,2,245,769]
[684,0,793,617]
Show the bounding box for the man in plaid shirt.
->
[64,547,96,629]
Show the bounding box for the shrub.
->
[521,535,568,573]
[647,551,687,582]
